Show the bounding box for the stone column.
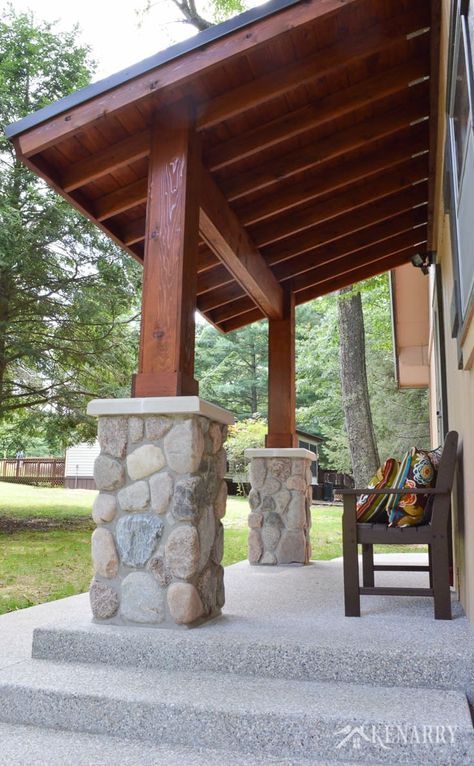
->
[87,397,233,628]
[244,448,316,565]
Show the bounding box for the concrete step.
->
[0,722,337,766]
[33,621,474,702]
[0,659,472,764]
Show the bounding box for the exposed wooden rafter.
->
[199,168,283,319]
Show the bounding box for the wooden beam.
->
[63,130,151,192]
[291,227,428,294]
[122,218,146,246]
[117,128,429,250]
[222,90,430,202]
[95,177,147,221]
[15,0,363,157]
[208,296,256,324]
[250,155,429,249]
[219,308,265,334]
[262,183,428,266]
[266,290,297,448]
[133,102,200,397]
[206,54,429,171]
[197,264,234,295]
[199,168,283,319]
[197,282,246,312]
[197,3,429,131]
[274,206,428,282]
[236,125,429,227]
[294,247,423,306]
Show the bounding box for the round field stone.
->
[116,514,164,567]
[149,471,173,515]
[248,529,263,564]
[165,525,200,580]
[164,418,204,474]
[127,444,165,481]
[171,476,202,521]
[212,522,224,565]
[215,448,227,479]
[93,455,124,491]
[269,458,291,481]
[286,494,306,529]
[277,529,306,564]
[273,488,291,514]
[128,416,144,444]
[197,564,217,614]
[198,504,216,570]
[92,494,117,524]
[121,572,165,624]
[261,551,277,565]
[248,511,263,528]
[147,556,173,587]
[89,580,119,620]
[262,524,281,552]
[215,564,225,609]
[248,489,260,510]
[145,416,171,441]
[167,582,204,625]
[214,480,227,519]
[117,481,149,513]
[261,475,282,495]
[98,417,128,458]
[91,528,119,578]
[249,458,266,489]
[208,422,222,454]
[286,475,307,492]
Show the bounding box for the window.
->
[447,0,474,326]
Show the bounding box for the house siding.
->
[64,441,100,489]
[430,0,474,623]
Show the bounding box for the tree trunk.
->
[337,286,379,485]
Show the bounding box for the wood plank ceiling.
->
[8,0,438,333]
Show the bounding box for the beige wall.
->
[430,0,474,621]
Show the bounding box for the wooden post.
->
[266,288,297,448]
[133,101,200,397]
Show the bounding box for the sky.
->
[2,1,265,81]
[2,0,204,80]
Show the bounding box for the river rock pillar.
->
[245,448,316,565]
[87,397,233,628]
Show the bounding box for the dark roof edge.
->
[296,429,324,443]
[5,0,302,140]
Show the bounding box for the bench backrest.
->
[431,430,458,532]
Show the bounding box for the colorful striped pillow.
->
[356,458,399,522]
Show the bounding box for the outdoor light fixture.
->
[411,251,435,275]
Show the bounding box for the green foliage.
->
[195,320,268,416]
[0,9,141,448]
[225,415,267,475]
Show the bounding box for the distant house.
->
[64,442,100,489]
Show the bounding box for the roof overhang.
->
[6,0,440,333]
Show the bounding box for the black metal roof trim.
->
[5,0,303,140]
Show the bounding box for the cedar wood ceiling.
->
[6,0,439,333]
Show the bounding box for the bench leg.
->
[343,494,360,616]
[428,545,433,589]
[362,544,374,587]
[431,537,451,620]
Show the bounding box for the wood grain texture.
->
[199,167,283,319]
[266,289,297,448]
[16,0,363,157]
[135,101,200,397]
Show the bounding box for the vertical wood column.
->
[266,288,297,448]
[133,101,200,397]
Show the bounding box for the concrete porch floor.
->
[1,554,472,684]
[0,554,474,765]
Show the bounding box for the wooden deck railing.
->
[0,458,65,487]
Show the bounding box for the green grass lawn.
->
[0,483,425,615]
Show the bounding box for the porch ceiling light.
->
[411,251,435,275]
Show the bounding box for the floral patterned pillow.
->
[387,448,436,527]
[356,458,399,522]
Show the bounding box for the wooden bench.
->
[341,431,458,620]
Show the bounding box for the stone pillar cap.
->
[87,396,234,425]
[245,448,317,461]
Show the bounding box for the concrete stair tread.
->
[33,622,474,696]
[0,722,333,766]
[0,658,471,727]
